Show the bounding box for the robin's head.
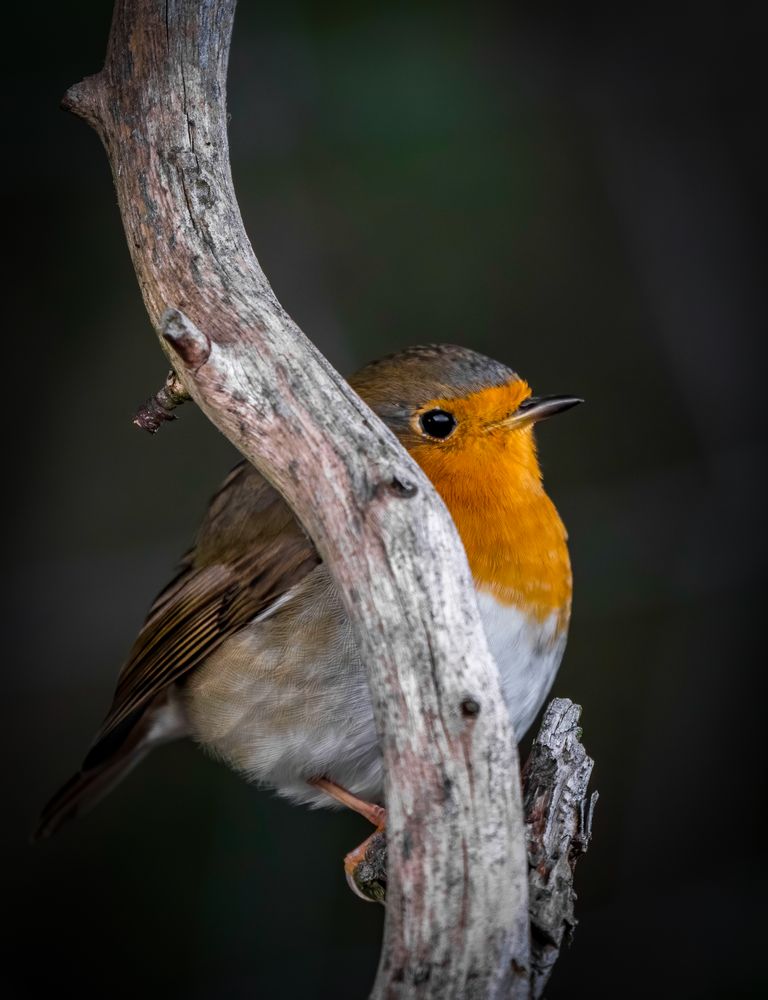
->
[351,344,581,617]
[350,344,581,496]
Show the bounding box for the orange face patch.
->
[408,379,572,624]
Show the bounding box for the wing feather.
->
[91,463,320,748]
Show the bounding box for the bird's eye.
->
[419,409,457,440]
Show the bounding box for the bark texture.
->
[65,2,532,996]
[352,699,597,999]
[523,699,597,997]
[133,369,190,432]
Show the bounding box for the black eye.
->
[419,408,457,439]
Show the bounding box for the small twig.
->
[133,368,191,433]
[350,698,597,996]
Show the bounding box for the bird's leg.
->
[309,776,385,826]
[309,777,387,902]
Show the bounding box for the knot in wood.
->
[161,308,211,369]
[61,74,103,129]
[388,476,418,498]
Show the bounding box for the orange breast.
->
[410,426,572,626]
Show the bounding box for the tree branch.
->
[351,699,597,998]
[523,699,597,997]
[66,2,532,996]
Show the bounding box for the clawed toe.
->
[344,825,387,903]
[308,776,387,902]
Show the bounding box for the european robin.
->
[35,345,581,888]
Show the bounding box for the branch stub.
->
[161,308,212,369]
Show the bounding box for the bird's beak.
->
[499,395,583,430]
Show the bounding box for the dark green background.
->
[5,3,766,998]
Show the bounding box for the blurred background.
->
[4,2,766,997]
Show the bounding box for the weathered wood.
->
[65,2,531,996]
[351,699,597,998]
[523,699,597,998]
[132,369,190,432]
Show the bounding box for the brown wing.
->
[91,461,320,751]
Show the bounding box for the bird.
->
[34,344,581,890]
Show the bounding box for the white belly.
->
[184,568,568,809]
[475,590,567,739]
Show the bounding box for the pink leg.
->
[309,777,387,901]
[308,776,386,827]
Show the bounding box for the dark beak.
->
[497,395,584,430]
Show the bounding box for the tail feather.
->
[32,746,151,842]
[32,692,188,842]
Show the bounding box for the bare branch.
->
[351,698,597,998]
[66,2,532,995]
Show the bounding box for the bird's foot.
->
[343,825,387,903]
[308,777,388,903]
